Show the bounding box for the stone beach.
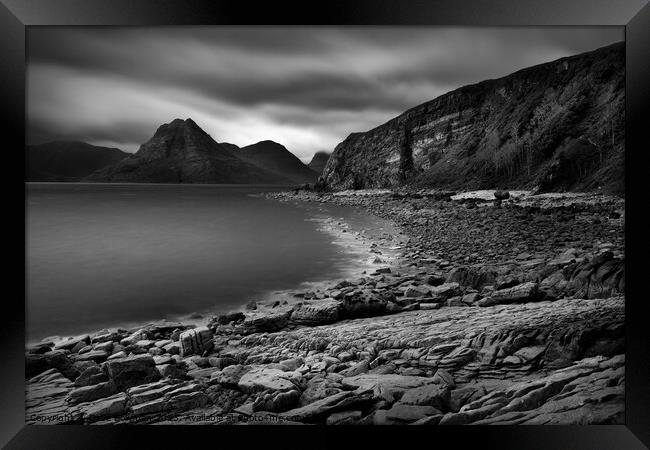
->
[25,188,625,425]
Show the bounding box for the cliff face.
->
[27,141,128,181]
[322,43,624,195]
[85,119,291,184]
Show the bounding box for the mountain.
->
[308,151,332,175]
[322,42,625,196]
[218,142,241,153]
[85,119,294,184]
[237,140,318,184]
[26,141,128,181]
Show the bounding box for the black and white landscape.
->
[26,27,625,425]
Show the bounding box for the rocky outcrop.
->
[84,119,294,184]
[322,43,624,195]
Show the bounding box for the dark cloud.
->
[27,26,623,161]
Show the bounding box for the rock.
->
[477,281,539,306]
[119,329,148,346]
[54,335,90,351]
[84,393,127,421]
[102,354,161,390]
[167,391,209,413]
[245,301,258,310]
[158,364,188,379]
[253,389,300,413]
[400,383,451,410]
[385,403,441,422]
[425,274,447,286]
[338,360,369,377]
[27,342,53,354]
[430,282,462,299]
[243,311,292,333]
[44,350,79,380]
[210,364,251,388]
[214,311,246,326]
[290,299,340,326]
[25,354,50,378]
[339,290,390,319]
[539,270,568,300]
[326,410,362,425]
[67,381,117,405]
[494,190,510,200]
[300,378,344,405]
[162,342,180,355]
[461,293,481,305]
[237,367,299,393]
[74,350,109,363]
[75,365,108,387]
[179,327,214,357]
[208,357,237,370]
[404,285,430,297]
[341,374,436,392]
[280,391,374,422]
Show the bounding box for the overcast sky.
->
[27,27,622,162]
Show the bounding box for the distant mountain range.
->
[28,119,319,184]
[322,42,625,195]
[26,141,129,182]
[308,151,332,175]
[224,140,318,184]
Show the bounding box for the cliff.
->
[322,43,624,195]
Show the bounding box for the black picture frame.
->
[3,0,649,448]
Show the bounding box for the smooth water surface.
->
[26,183,369,341]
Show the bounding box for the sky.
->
[27,27,623,163]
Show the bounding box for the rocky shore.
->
[25,188,625,425]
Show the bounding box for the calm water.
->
[26,183,374,342]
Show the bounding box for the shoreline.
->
[29,193,404,346]
[26,187,626,425]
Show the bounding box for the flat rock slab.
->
[102,354,161,390]
[341,374,437,392]
[238,367,297,393]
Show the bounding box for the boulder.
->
[25,354,49,379]
[102,354,161,390]
[242,311,292,333]
[179,326,214,357]
[74,365,108,387]
[400,383,451,410]
[237,367,298,393]
[339,290,390,319]
[477,282,539,307]
[84,393,127,421]
[66,381,117,405]
[53,335,90,351]
[210,364,252,388]
[290,299,340,326]
[385,402,441,422]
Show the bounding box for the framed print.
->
[2,0,649,448]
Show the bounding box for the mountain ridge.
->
[84,119,296,184]
[26,141,129,181]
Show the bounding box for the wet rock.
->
[67,381,117,405]
[238,367,299,393]
[290,299,340,326]
[54,335,90,352]
[179,327,214,357]
[477,282,539,306]
[102,354,161,390]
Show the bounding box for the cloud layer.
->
[28,27,622,162]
